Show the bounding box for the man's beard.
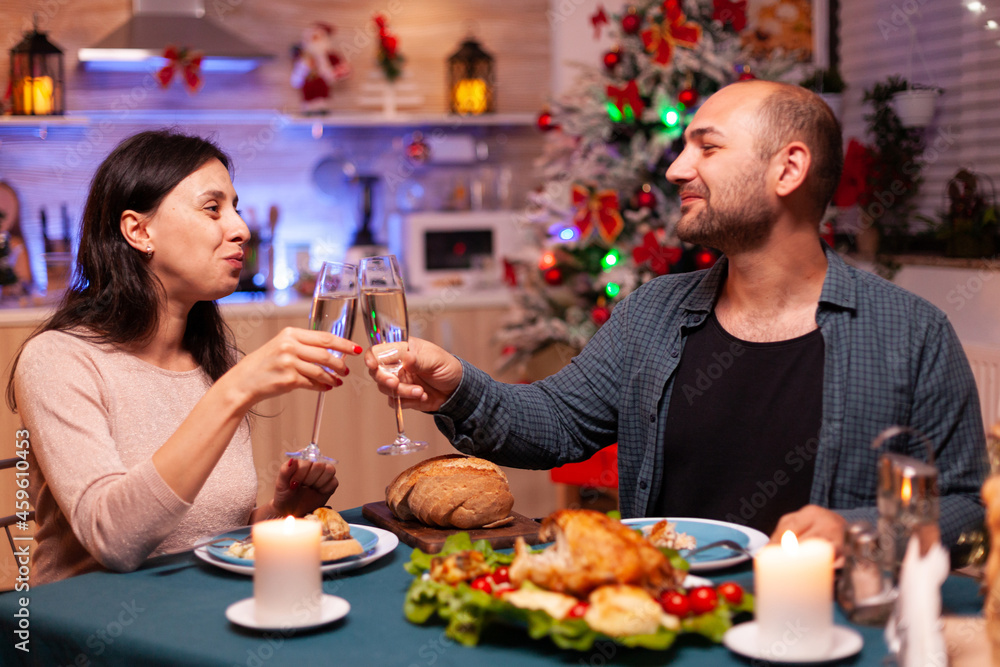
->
[676,167,777,254]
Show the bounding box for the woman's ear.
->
[120,210,151,253]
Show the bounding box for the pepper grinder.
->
[873,427,941,586]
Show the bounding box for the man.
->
[368,81,987,555]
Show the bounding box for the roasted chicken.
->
[509,509,681,598]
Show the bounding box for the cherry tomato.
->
[492,566,510,584]
[567,602,589,619]
[470,575,493,594]
[689,586,719,614]
[658,590,690,617]
[718,582,744,605]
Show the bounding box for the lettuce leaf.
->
[404,533,515,576]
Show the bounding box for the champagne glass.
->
[359,255,427,456]
[285,261,359,463]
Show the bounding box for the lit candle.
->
[453,78,487,114]
[754,531,834,660]
[252,516,322,626]
[19,76,53,115]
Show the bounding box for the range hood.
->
[78,0,273,72]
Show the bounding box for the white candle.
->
[754,531,834,660]
[252,516,322,626]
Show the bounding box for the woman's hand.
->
[223,327,362,411]
[364,337,463,413]
[258,458,340,520]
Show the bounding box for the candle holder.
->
[9,16,65,116]
[873,426,940,586]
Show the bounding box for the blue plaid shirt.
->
[435,244,988,546]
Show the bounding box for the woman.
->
[6,130,356,584]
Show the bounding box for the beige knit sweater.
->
[14,330,257,585]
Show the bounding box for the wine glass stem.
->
[310,392,327,447]
[393,390,407,440]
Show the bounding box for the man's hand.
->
[771,504,846,566]
[364,337,463,413]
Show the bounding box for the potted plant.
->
[919,169,998,258]
[890,83,942,128]
[800,67,846,118]
[861,76,929,254]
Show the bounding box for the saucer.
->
[225,594,350,632]
[723,621,864,663]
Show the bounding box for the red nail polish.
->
[290,480,300,491]
[353,345,363,354]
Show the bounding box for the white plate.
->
[195,525,399,576]
[622,517,769,572]
[723,621,864,663]
[226,594,349,631]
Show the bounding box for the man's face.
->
[665,86,779,254]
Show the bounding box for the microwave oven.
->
[400,211,519,293]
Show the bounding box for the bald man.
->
[367,81,988,558]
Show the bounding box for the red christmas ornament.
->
[591,305,611,326]
[603,49,620,71]
[405,132,430,164]
[695,248,718,270]
[678,87,699,108]
[543,267,563,286]
[636,186,656,209]
[537,110,558,132]
[621,10,642,34]
[737,65,756,81]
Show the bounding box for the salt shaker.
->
[836,520,896,624]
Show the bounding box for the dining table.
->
[0,506,987,667]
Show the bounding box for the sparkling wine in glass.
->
[285,261,358,463]
[360,255,427,456]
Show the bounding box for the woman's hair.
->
[6,130,240,411]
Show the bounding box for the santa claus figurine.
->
[291,23,351,114]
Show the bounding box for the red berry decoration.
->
[537,110,557,132]
[591,305,611,326]
[737,65,756,81]
[603,49,621,71]
[621,10,641,34]
[636,186,656,209]
[658,590,691,617]
[689,586,719,614]
[718,582,744,605]
[543,267,563,286]
[678,87,699,108]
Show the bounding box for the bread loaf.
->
[386,454,514,529]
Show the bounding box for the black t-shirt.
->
[654,313,823,535]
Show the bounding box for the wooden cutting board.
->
[362,501,544,553]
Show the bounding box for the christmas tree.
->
[497,0,798,371]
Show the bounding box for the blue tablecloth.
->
[0,507,984,666]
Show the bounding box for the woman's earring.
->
[146,246,153,259]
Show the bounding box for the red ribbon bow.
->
[591,5,609,39]
[641,0,703,65]
[606,79,645,120]
[572,185,625,244]
[712,0,748,33]
[156,46,203,94]
[632,230,682,275]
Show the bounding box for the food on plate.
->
[224,507,363,561]
[509,509,683,597]
[402,520,754,651]
[644,519,697,550]
[385,454,515,529]
[584,584,677,637]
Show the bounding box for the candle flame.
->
[282,515,296,531]
[901,476,912,503]
[780,530,799,552]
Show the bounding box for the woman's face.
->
[145,158,249,305]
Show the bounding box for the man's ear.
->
[120,210,151,253]
[774,141,811,198]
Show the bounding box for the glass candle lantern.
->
[447,36,494,115]
[10,19,65,116]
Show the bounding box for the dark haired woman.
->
[7,130,355,584]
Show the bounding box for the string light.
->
[539,251,557,269]
[558,227,579,242]
[601,248,620,271]
[967,1,986,14]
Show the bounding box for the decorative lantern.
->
[447,35,494,115]
[9,19,64,116]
